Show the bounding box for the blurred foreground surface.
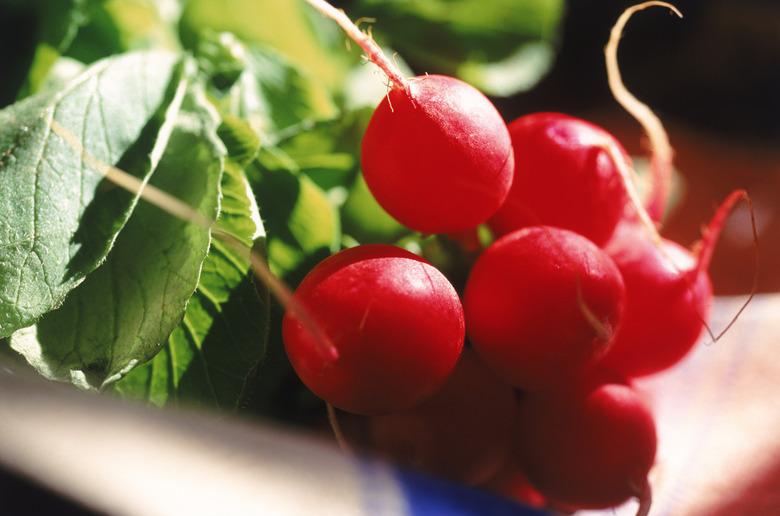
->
[0,294,777,515]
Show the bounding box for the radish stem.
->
[695,189,758,342]
[304,0,409,91]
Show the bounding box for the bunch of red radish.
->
[282,1,755,514]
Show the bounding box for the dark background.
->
[502,0,780,143]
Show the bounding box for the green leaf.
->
[0,50,190,338]
[457,41,557,97]
[341,173,409,245]
[217,115,261,167]
[33,56,88,96]
[9,82,224,390]
[1,0,88,103]
[275,116,362,193]
[246,147,340,283]
[271,108,372,196]
[112,159,268,410]
[203,36,338,140]
[65,0,181,65]
[179,0,349,90]
[349,0,565,96]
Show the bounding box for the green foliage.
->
[111,160,268,410]
[0,0,88,103]
[344,0,565,96]
[247,147,341,282]
[0,50,189,338]
[9,80,223,390]
[179,0,350,89]
[199,33,338,139]
[0,0,563,413]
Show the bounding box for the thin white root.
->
[327,403,353,453]
[605,1,682,224]
[575,275,612,342]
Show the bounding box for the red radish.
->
[361,74,514,234]
[304,0,514,234]
[463,226,625,391]
[602,189,755,378]
[515,374,657,511]
[599,4,757,378]
[365,348,516,485]
[487,112,632,246]
[282,244,464,416]
[601,221,712,377]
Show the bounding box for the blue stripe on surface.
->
[393,466,552,516]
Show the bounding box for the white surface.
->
[0,369,408,516]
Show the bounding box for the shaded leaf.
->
[246,147,340,283]
[65,0,181,65]
[341,173,409,245]
[203,36,338,140]
[1,0,88,103]
[275,113,367,193]
[113,159,268,410]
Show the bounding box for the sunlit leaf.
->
[180,0,349,89]
[203,35,338,139]
[9,82,224,390]
[0,50,189,338]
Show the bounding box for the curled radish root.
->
[600,3,757,379]
[601,187,758,379]
[606,1,682,225]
